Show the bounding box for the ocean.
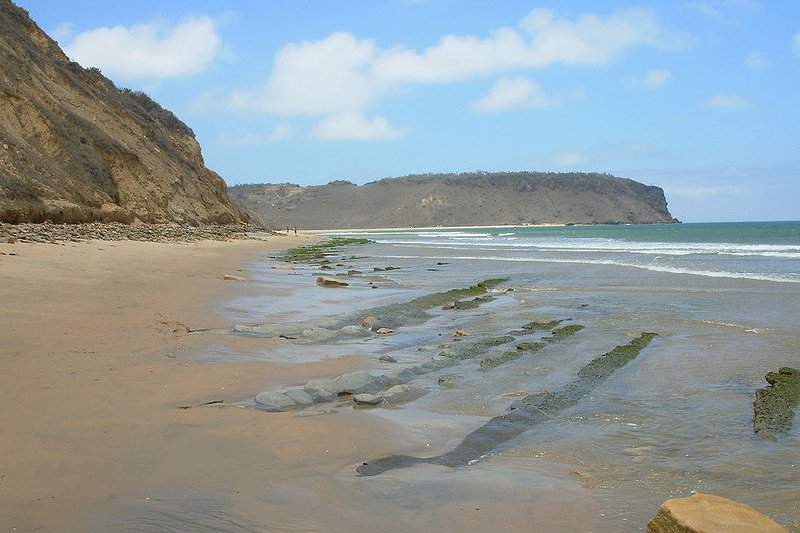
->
[234,221,800,531]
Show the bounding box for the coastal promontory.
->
[229,172,678,229]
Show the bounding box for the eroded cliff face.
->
[0,0,246,224]
[230,172,678,229]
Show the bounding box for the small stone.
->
[375,327,394,335]
[361,316,378,328]
[223,274,248,281]
[353,393,382,406]
[271,264,294,270]
[316,275,348,287]
[453,330,467,337]
[438,343,451,349]
[378,354,398,363]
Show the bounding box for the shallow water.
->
[164,224,800,531]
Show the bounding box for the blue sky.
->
[17,0,800,222]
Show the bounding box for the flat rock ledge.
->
[0,222,271,244]
[647,493,787,533]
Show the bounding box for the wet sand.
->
[0,236,377,530]
[0,235,601,532]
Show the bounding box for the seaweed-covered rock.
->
[480,350,522,370]
[516,342,545,351]
[754,367,800,437]
[546,324,584,341]
[522,319,563,332]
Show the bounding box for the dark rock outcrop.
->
[753,367,800,437]
[0,0,246,224]
[230,172,677,229]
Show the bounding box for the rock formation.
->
[229,172,678,229]
[648,493,787,533]
[0,0,246,224]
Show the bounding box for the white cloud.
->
[473,77,560,112]
[311,113,406,141]
[228,7,679,134]
[371,8,677,85]
[794,32,800,54]
[64,16,221,80]
[230,32,382,114]
[702,94,753,109]
[745,52,769,69]
[626,68,672,88]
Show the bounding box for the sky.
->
[16,0,800,222]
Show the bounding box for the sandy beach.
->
[0,235,413,531]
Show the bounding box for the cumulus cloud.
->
[64,16,221,80]
[473,77,560,112]
[626,68,672,88]
[311,112,406,140]
[230,33,382,114]
[228,8,679,139]
[702,94,753,109]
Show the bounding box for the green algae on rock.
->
[283,237,372,262]
[545,323,585,342]
[753,367,800,437]
[357,332,659,476]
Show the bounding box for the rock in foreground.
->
[647,493,787,533]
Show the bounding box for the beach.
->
[0,235,399,531]
[1,224,798,531]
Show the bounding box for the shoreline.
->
[0,235,402,530]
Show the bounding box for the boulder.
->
[340,325,369,336]
[283,388,314,407]
[382,385,425,404]
[254,391,297,412]
[301,327,338,342]
[332,371,379,395]
[647,493,788,533]
[378,366,417,386]
[303,379,339,402]
[316,276,348,287]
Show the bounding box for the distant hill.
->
[0,0,246,224]
[229,172,678,229]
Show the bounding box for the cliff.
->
[229,172,678,229]
[0,0,246,224]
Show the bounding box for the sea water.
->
[237,222,800,531]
